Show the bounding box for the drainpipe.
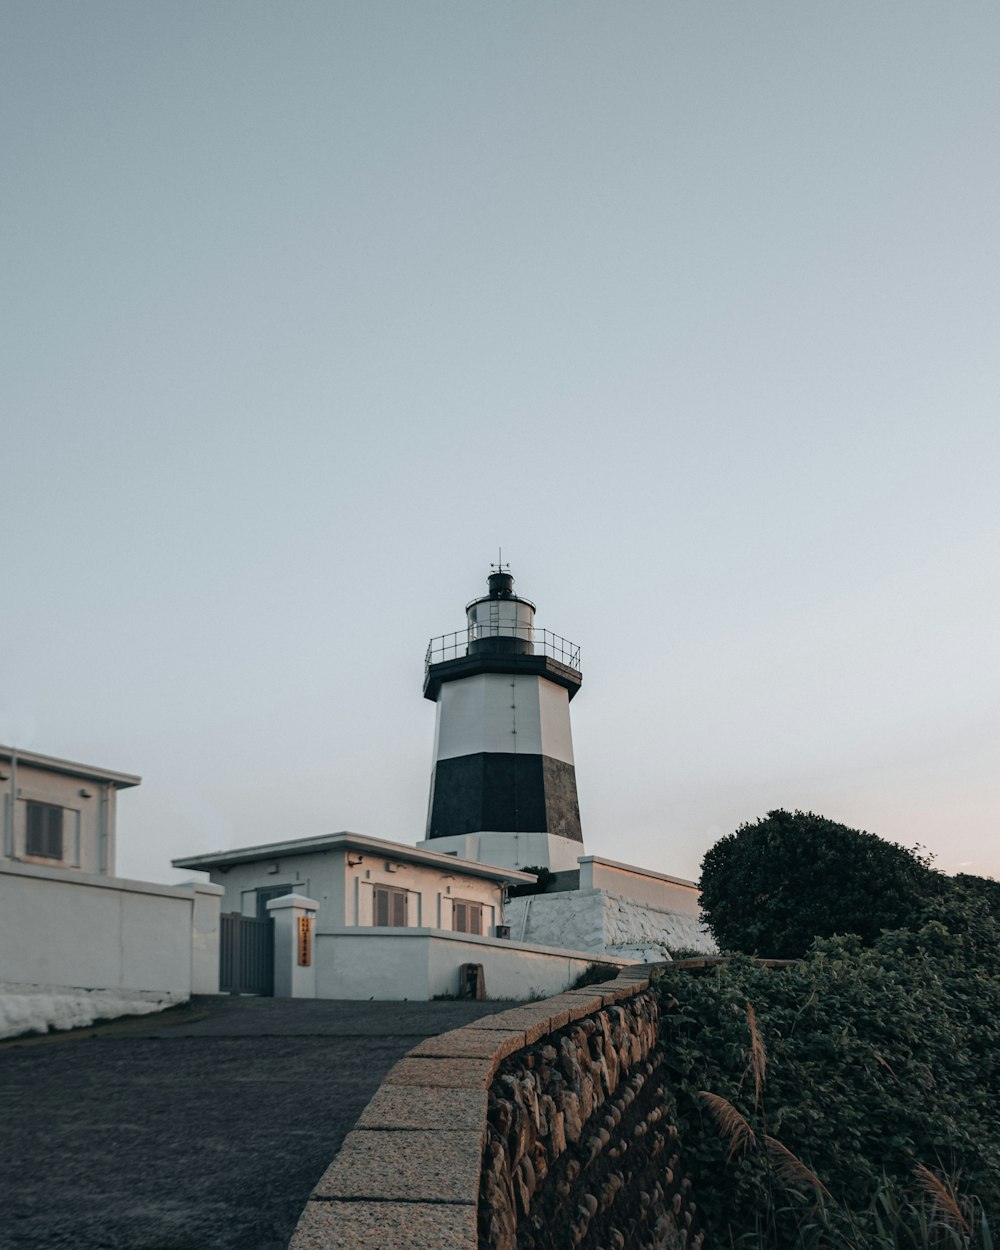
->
[4,749,16,859]
[98,782,109,874]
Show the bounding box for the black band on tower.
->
[426,753,583,843]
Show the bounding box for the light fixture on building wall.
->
[267,862,280,874]
[347,854,364,867]
[384,861,398,873]
[79,789,92,799]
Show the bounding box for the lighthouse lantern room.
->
[418,567,584,873]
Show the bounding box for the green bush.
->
[698,809,944,957]
[656,891,1000,1247]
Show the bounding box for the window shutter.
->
[26,802,63,859]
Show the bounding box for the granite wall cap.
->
[538,992,610,1022]
[465,1006,570,1044]
[312,1128,483,1204]
[408,1026,527,1064]
[595,978,651,999]
[290,1199,476,1250]
[356,1084,487,1133]
[382,1055,496,1090]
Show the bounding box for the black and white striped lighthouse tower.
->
[418,566,584,872]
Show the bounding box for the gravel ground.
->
[0,996,515,1250]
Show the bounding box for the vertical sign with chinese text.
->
[297,915,312,966]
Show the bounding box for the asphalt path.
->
[0,995,515,1250]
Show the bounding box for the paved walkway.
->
[0,995,516,1250]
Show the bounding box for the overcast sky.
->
[3,3,998,885]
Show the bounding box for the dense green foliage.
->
[656,891,1000,1247]
[507,866,553,898]
[569,961,620,988]
[698,809,944,956]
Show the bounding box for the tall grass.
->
[699,1004,994,1250]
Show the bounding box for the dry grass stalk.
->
[746,1003,767,1110]
[913,1163,971,1235]
[763,1134,832,1198]
[874,1053,898,1080]
[699,1091,757,1161]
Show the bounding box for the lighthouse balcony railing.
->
[425,628,581,674]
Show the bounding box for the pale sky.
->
[3,3,998,885]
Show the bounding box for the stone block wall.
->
[480,989,699,1250]
[289,969,698,1250]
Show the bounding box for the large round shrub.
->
[698,808,941,956]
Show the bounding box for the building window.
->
[26,802,63,860]
[453,899,484,935]
[373,886,408,927]
[256,887,293,920]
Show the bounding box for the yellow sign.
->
[297,915,313,967]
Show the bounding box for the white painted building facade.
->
[173,831,635,1000]
[174,830,530,937]
[2,745,137,874]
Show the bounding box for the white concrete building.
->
[0,745,222,1010]
[173,831,632,1000]
[174,830,530,937]
[2,744,138,874]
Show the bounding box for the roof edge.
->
[172,830,538,883]
[0,744,141,789]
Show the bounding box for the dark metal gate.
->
[220,912,274,995]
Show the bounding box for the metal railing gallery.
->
[425,626,581,673]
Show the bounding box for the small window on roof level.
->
[26,802,63,860]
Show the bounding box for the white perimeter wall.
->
[505,886,715,958]
[579,857,702,915]
[315,929,630,1001]
[0,861,222,996]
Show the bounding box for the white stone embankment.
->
[504,888,714,962]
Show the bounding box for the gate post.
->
[266,894,320,998]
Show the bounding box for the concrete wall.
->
[314,928,632,1001]
[0,861,222,996]
[579,856,702,914]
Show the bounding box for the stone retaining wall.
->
[480,987,699,1250]
[289,968,697,1250]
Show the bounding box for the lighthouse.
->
[417,567,584,872]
